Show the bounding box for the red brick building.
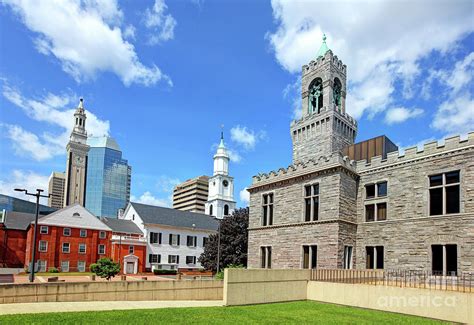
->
[1,204,146,274]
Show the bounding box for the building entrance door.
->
[126,262,135,274]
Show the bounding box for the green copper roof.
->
[317,34,330,58]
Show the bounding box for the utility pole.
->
[14,188,52,283]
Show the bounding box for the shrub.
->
[48,267,59,273]
[90,258,120,280]
[153,269,177,275]
[215,264,244,280]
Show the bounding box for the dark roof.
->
[101,217,143,235]
[2,211,36,230]
[130,202,218,231]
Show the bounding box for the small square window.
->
[78,244,86,254]
[365,184,375,198]
[62,243,70,253]
[99,231,106,239]
[377,182,387,197]
[445,171,460,184]
[40,226,48,234]
[429,174,443,187]
[80,229,87,238]
[63,228,71,236]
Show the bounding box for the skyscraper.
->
[48,172,65,209]
[173,176,209,213]
[85,136,131,218]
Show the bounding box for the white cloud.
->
[155,175,181,193]
[230,125,266,150]
[283,77,302,119]
[227,148,242,163]
[123,25,136,40]
[143,0,177,45]
[384,107,423,125]
[239,187,250,206]
[268,0,474,119]
[3,0,170,86]
[130,191,170,207]
[2,84,110,161]
[0,170,50,204]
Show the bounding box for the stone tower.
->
[64,98,90,207]
[205,132,236,219]
[290,35,357,163]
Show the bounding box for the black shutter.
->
[148,254,151,263]
[169,234,172,245]
[177,255,179,264]
[159,233,162,244]
[158,254,161,263]
[177,235,180,246]
[149,232,153,243]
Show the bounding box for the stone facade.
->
[247,43,474,274]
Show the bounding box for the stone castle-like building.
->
[247,36,474,275]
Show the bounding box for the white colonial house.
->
[120,202,218,271]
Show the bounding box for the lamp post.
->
[14,188,52,283]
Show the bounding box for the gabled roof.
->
[2,211,36,230]
[101,217,143,235]
[130,202,218,231]
[38,204,111,231]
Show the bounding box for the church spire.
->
[317,33,330,58]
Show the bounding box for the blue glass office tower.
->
[85,137,131,218]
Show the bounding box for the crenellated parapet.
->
[302,50,347,77]
[355,132,474,173]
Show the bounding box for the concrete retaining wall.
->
[0,280,223,304]
[223,269,310,305]
[307,281,473,324]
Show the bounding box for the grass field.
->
[0,301,446,324]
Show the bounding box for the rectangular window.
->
[432,244,457,276]
[62,242,70,253]
[366,246,384,269]
[149,254,161,264]
[168,255,179,264]
[40,226,48,234]
[260,246,272,269]
[78,261,86,272]
[365,204,375,222]
[150,232,161,244]
[365,184,375,199]
[366,182,387,198]
[80,229,87,238]
[37,260,47,272]
[187,236,197,247]
[304,184,319,221]
[302,245,317,269]
[203,237,209,247]
[63,228,71,236]
[377,203,387,221]
[262,193,274,226]
[99,231,106,239]
[343,246,353,269]
[61,261,69,272]
[429,171,460,216]
[169,234,180,246]
[98,244,105,255]
[39,240,48,252]
[186,256,196,264]
[129,245,134,254]
[377,182,387,197]
[78,243,86,254]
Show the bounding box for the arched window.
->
[333,78,342,110]
[308,78,323,114]
[209,205,213,216]
[224,204,229,216]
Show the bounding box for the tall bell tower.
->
[64,98,90,207]
[205,131,236,219]
[290,35,357,163]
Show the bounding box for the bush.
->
[90,258,120,280]
[215,264,244,280]
[48,267,59,273]
[153,269,177,275]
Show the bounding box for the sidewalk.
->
[0,300,223,315]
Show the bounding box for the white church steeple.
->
[205,130,236,219]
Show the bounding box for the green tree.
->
[90,258,120,280]
[199,207,248,272]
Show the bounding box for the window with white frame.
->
[129,245,134,254]
[61,261,69,272]
[38,240,48,252]
[302,245,317,269]
[304,184,319,222]
[80,229,87,237]
[98,244,105,255]
[37,260,47,272]
[149,254,161,264]
[186,256,196,265]
[150,232,162,244]
[78,261,86,272]
[63,228,71,236]
[262,193,274,226]
[78,243,86,254]
[187,235,197,247]
[343,246,353,269]
[40,226,48,234]
[62,242,70,253]
[260,246,272,269]
[168,255,179,264]
[99,231,106,239]
[429,171,460,216]
[169,234,180,246]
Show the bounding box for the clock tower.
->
[205,132,236,219]
[64,98,90,207]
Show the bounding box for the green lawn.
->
[0,301,446,324]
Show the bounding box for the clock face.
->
[223,180,229,187]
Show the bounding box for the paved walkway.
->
[0,300,223,315]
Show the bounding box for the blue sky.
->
[0,0,473,208]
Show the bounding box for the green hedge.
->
[153,269,178,275]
